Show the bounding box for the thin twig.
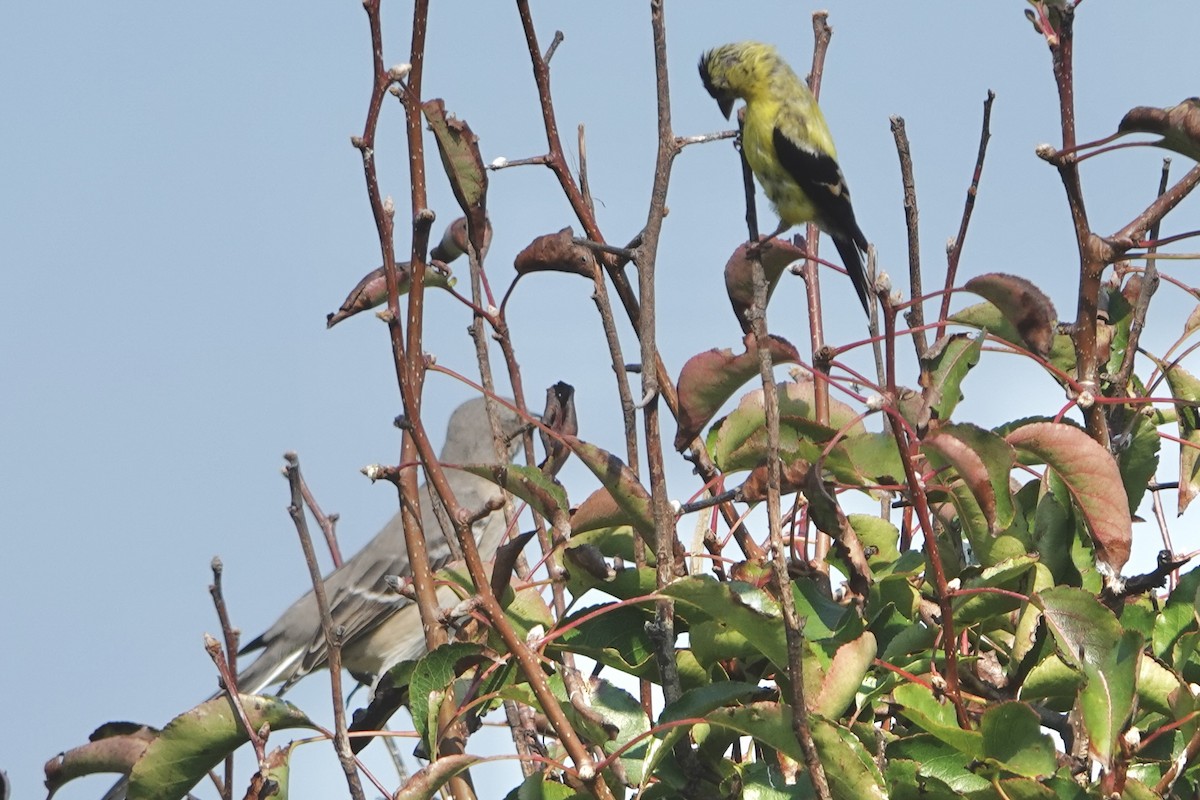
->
[938,90,995,338]
[282,453,365,800]
[890,116,926,359]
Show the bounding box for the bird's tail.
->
[832,232,871,316]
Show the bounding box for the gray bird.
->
[236,396,525,693]
[100,396,524,800]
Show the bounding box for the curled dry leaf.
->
[513,227,597,277]
[803,466,873,597]
[963,273,1058,358]
[724,236,807,334]
[539,381,577,476]
[430,216,493,263]
[44,723,157,796]
[326,262,454,328]
[1117,97,1200,162]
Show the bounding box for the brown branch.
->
[1045,9,1109,445]
[938,90,995,337]
[890,116,927,359]
[1111,160,1170,396]
[204,635,267,764]
[206,563,240,800]
[297,468,342,567]
[282,452,365,800]
[638,0,685,716]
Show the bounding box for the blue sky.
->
[6,3,1200,798]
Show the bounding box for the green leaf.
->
[662,576,787,669]
[950,302,1074,376]
[979,702,1057,778]
[704,704,886,800]
[461,463,570,526]
[422,99,488,245]
[502,770,586,800]
[395,754,482,800]
[643,682,766,787]
[892,682,982,759]
[588,677,651,784]
[1153,565,1200,663]
[1115,413,1160,515]
[1033,586,1123,671]
[1078,629,1141,767]
[409,642,486,755]
[951,555,1036,626]
[564,437,657,548]
[887,735,990,793]
[127,695,315,800]
[551,603,708,690]
[883,758,962,799]
[1161,362,1200,515]
[919,332,984,423]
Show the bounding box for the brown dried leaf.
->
[1117,98,1200,162]
[963,273,1058,358]
[724,237,807,334]
[513,227,597,277]
[326,263,454,328]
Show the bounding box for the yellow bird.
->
[700,41,871,314]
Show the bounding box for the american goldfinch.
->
[700,41,871,314]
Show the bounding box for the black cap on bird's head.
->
[698,49,736,119]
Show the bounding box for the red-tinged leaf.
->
[1005,422,1131,573]
[734,457,811,502]
[422,99,488,249]
[513,227,597,277]
[1117,98,1200,162]
[922,423,1016,534]
[723,237,806,334]
[963,274,1057,358]
[811,632,877,717]
[1185,304,1200,336]
[571,487,633,535]
[538,381,577,477]
[674,336,803,450]
[804,467,873,597]
[949,301,1075,377]
[326,263,455,328]
[1161,362,1200,514]
[44,724,156,796]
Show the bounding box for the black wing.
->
[773,126,871,314]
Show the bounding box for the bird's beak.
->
[717,96,734,119]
